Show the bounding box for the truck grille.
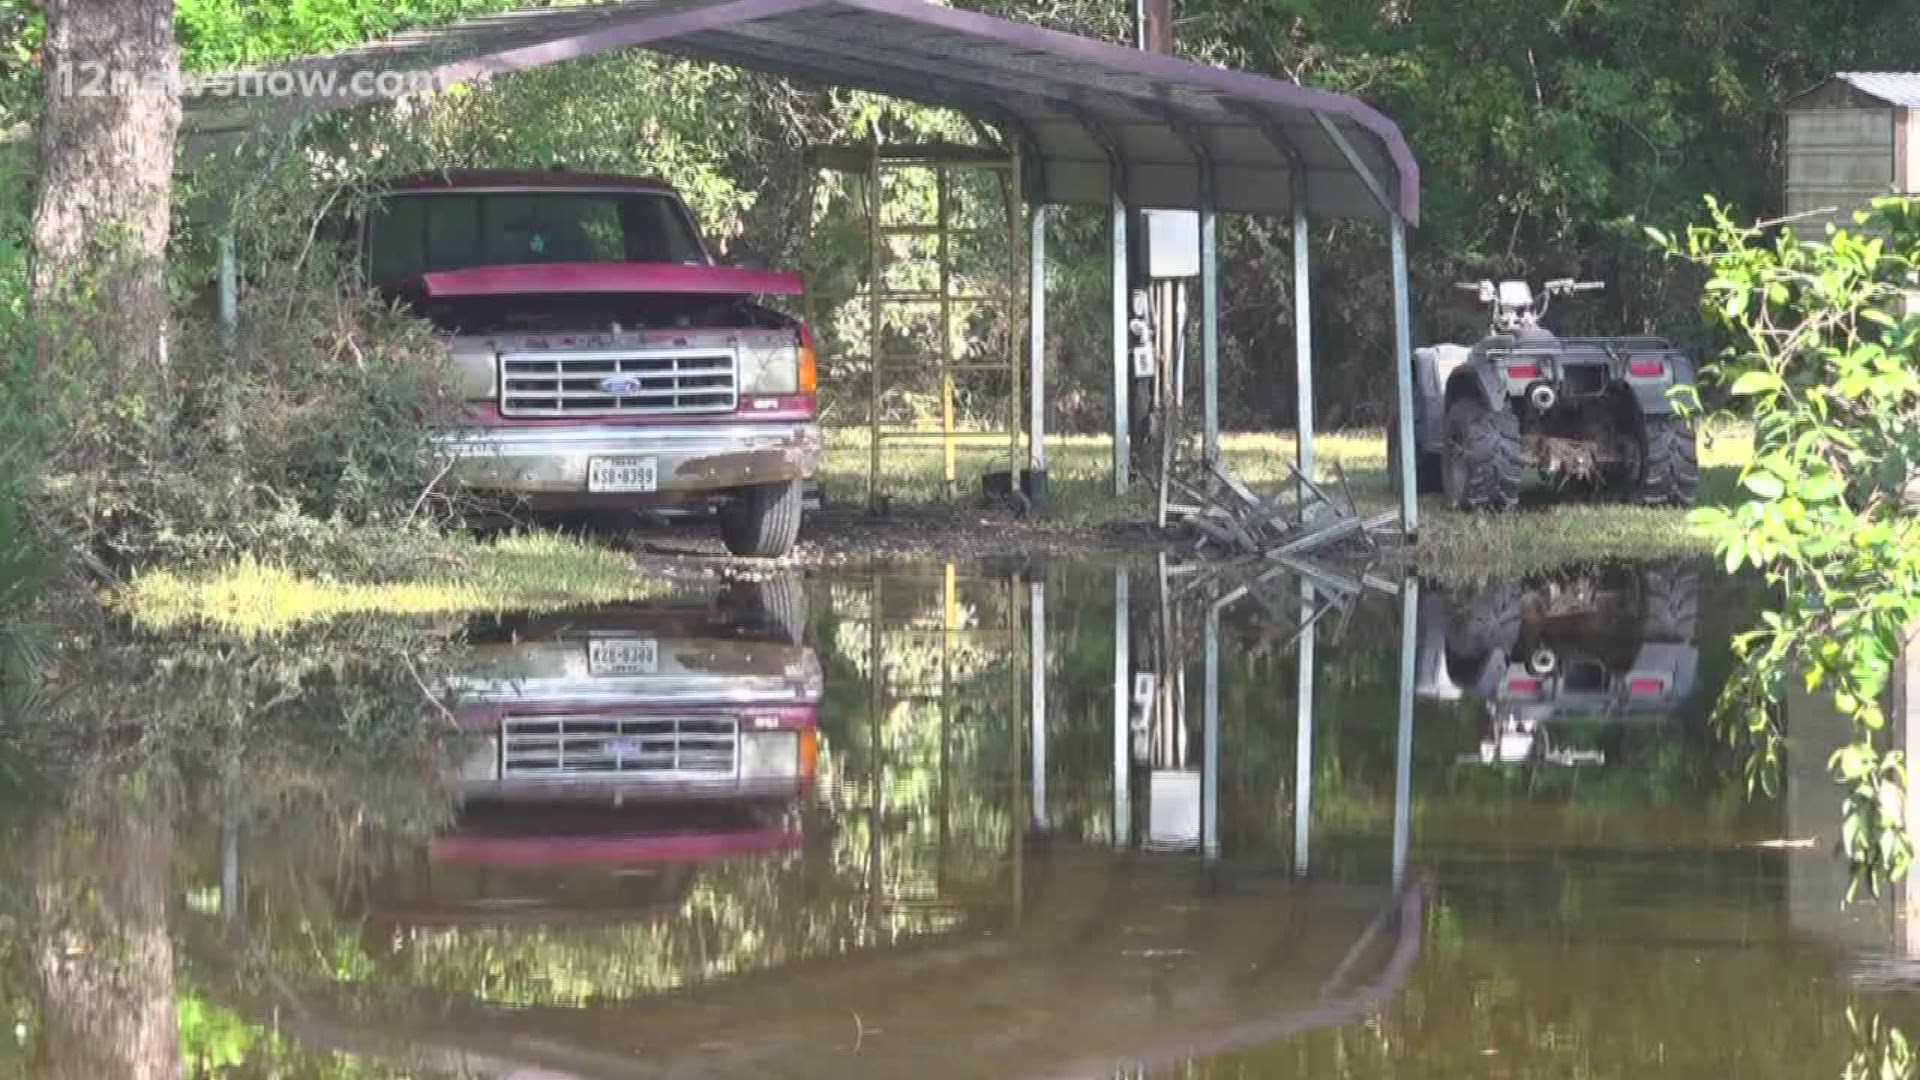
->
[499,349,737,418]
[501,715,737,779]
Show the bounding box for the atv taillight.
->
[1628,676,1667,697]
[1507,676,1542,695]
[1628,359,1666,378]
[1505,362,1542,380]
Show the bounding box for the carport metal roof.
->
[184,0,1419,224]
[187,0,1428,536]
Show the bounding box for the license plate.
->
[588,638,658,676]
[588,456,657,493]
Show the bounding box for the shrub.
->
[28,146,464,570]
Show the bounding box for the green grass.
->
[822,423,1755,573]
[117,532,674,635]
[115,426,1755,633]
[819,427,1393,524]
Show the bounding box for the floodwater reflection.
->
[0,556,1916,1077]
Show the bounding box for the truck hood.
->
[418,262,805,299]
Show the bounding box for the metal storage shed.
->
[1785,72,1920,234]
[186,0,1426,534]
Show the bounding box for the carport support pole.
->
[1201,206,1219,463]
[1029,205,1048,503]
[1294,580,1314,877]
[1029,573,1048,833]
[1390,215,1419,537]
[1111,192,1130,494]
[1113,568,1131,848]
[1203,598,1221,862]
[1293,202,1313,501]
[1392,577,1419,889]
[217,229,237,351]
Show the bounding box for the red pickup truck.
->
[367,170,821,556]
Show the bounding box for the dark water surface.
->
[4,557,1917,1077]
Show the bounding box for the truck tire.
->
[750,573,808,645]
[1635,418,1698,507]
[720,479,803,558]
[1441,398,1522,511]
[722,573,809,644]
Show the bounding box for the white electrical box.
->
[1131,345,1156,378]
[1145,210,1201,279]
[1147,770,1202,848]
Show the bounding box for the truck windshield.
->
[367,190,708,282]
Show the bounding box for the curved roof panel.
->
[184,0,1419,224]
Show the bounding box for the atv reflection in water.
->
[1417,563,1702,767]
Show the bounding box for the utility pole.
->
[1127,0,1176,471]
[1142,0,1174,52]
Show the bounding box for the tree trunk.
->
[30,0,181,456]
[32,777,181,1080]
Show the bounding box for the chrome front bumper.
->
[434,421,820,499]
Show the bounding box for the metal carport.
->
[186,0,1425,534]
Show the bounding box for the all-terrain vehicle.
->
[1406,279,1699,509]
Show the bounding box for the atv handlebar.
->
[1544,278,1606,295]
[1456,279,1605,300]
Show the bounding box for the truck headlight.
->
[740,343,801,395]
[739,731,799,779]
[739,336,816,397]
[457,735,499,782]
[449,340,497,400]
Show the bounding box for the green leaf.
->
[1743,471,1786,499]
[1728,371,1783,396]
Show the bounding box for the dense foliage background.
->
[4,0,1919,436]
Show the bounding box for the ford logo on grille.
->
[598,375,644,396]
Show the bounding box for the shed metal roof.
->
[184,0,1419,224]
[1794,72,1920,108]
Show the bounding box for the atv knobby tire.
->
[1442,398,1522,511]
[1635,417,1698,507]
[1639,564,1700,642]
[720,479,804,558]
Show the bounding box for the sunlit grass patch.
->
[819,428,1391,523]
[1414,420,1751,576]
[118,532,668,634]
[1414,505,1717,578]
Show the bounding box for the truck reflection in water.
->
[389,578,820,928]
[1417,563,1701,766]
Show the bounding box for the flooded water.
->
[3,556,1917,1077]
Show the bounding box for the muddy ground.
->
[614,506,1165,570]
[590,504,1408,583]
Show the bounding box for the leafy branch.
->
[1652,196,1920,897]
